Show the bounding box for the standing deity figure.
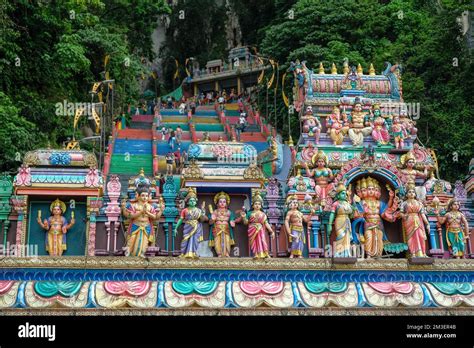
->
[208,191,236,257]
[436,199,470,258]
[36,199,75,256]
[301,106,321,144]
[399,185,429,257]
[174,188,208,259]
[326,106,348,145]
[348,102,373,146]
[237,191,275,259]
[121,183,163,257]
[328,183,354,257]
[370,104,390,145]
[400,150,429,198]
[303,150,334,205]
[352,177,398,258]
[391,116,405,149]
[284,195,313,258]
[400,110,418,137]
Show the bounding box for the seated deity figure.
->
[208,191,236,257]
[301,106,321,144]
[36,199,75,256]
[370,104,390,145]
[122,182,163,257]
[326,106,348,145]
[303,150,334,205]
[351,177,399,258]
[435,199,470,259]
[348,102,373,146]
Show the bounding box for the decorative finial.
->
[357,63,363,75]
[369,63,375,75]
[331,63,337,74]
[343,61,349,75]
[318,62,325,74]
[288,136,294,146]
[139,168,145,176]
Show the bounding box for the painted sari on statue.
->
[371,117,390,145]
[125,202,157,257]
[180,207,205,258]
[447,228,465,257]
[331,200,353,257]
[44,216,68,256]
[246,211,270,258]
[400,200,427,257]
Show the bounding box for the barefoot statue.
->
[301,106,322,144]
[435,199,470,259]
[174,187,208,258]
[236,191,275,259]
[400,184,429,258]
[400,150,429,199]
[284,195,313,258]
[348,102,372,146]
[37,199,75,256]
[326,106,348,145]
[303,150,334,205]
[208,191,236,257]
[121,183,163,257]
[370,104,390,146]
[328,183,354,257]
[391,115,405,149]
[352,177,399,258]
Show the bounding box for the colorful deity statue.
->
[400,150,429,198]
[400,110,417,138]
[303,150,334,205]
[174,187,208,259]
[328,183,354,257]
[370,104,390,145]
[391,115,404,149]
[348,102,373,146]
[352,177,398,258]
[435,199,470,258]
[36,198,75,256]
[326,106,348,145]
[121,183,163,257]
[301,106,322,144]
[208,191,236,257]
[237,191,275,259]
[399,184,430,257]
[284,195,313,258]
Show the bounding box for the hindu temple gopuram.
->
[0,57,473,317]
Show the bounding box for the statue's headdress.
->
[185,187,198,201]
[311,150,328,166]
[401,150,417,166]
[214,191,230,205]
[252,191,264,205]
[336,182,346,194]
[50,198,66,213]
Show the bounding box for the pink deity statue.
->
[326,106,348,145]
[370,105,390,145]
[301,106,321,144]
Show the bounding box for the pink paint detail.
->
[85,167,100,188]
[88,221,96,256]
[15,165,31,186]
[368,282,414,294]
[70,154,83,161]
[0,281,15,295]
[328,79,334,93]
[105,175,122,252]
[239,281,284,296]
[104,281,151,296]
